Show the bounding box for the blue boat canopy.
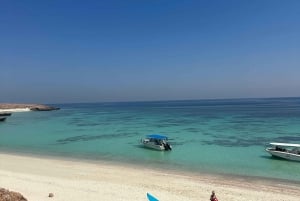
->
[146,134,168,140]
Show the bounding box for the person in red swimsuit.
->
[210,190,218,201]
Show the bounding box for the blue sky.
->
[1,0,299,103]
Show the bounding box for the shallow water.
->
[1,98,300,181]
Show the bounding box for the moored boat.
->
[265,142,300,162]
[141,134,172,151]
[0,117,7,122]
[0,112,12,116]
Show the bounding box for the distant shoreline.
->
[0,103,59,112]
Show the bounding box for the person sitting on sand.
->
[210,190,218,201]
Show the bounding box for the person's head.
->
[212,191,215,195]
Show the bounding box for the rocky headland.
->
[0,104,59,111]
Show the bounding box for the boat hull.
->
[142,142,165,151]
[141,139,172,151]
[266,148,300,162]
[0,113,12,116]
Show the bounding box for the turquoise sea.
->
[1,98,300,182]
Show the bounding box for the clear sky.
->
[1,0,299,103]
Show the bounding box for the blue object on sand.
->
[147,193,159,201]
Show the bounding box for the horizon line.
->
[46,96,300,105]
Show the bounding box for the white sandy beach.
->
[0,108,31,113]
[0,153,300,201]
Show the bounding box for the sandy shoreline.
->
[1,153,300,201]
[0,108,31,113]
[0,103,59,112]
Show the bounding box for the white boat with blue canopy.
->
[265,142,300,162]
[141,134,172,151]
